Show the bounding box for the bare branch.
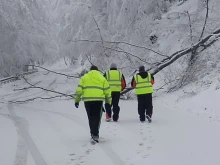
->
[27,65,79,78]
[92,16,104,45]
[186,11,193,46]
[20,75,74,98]
[44,72,50,75]
[70,39,168,57]
[85,54,94,66]
[104,46,154,66]
[155,78,177,92]
[9,95,69,104]
[121,28,220,95]
[199,0,209,41]
[14,86,35,91]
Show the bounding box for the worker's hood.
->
[87,70,104,84]
[138,72,149,79]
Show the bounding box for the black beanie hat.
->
[139,66,145,72]
[90,65,98,71]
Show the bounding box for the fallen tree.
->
[121,28,220,95]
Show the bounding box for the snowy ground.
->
[1,68,220,165]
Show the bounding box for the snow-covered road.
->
[1,71,220,165]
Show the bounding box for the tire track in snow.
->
[24,108,94,163]
[38,111,125,165]
[0,112,28,165]
[7,70,124,165]
[13,106,96,165]
[15,105,125,165]
[6,73,58,165]
[8,103,48,165]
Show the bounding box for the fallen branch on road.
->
[20,75,74,98]
[9,95,70,104]
[27,65,80,78]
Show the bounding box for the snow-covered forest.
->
[1,0,220,79]
[1,0,220,165]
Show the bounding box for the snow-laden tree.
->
[0,0,59,77]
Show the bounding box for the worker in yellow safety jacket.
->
[74,65,112,143]
[131,66,155,123]
[103,63,126,122]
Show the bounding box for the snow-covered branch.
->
[121,28,220,95]
[27,65,80,78]
[19,75,74,98]
[186,11,193,46]
[70,40,168,57]
[92,16,104,45]
[199,0,209,41]
[9,95,69,104]
[103,46,154,66]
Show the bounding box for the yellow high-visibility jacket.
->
[106,70,122,92]
[74,70,112,104]
[134,73,154,95]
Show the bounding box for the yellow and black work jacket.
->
[131,72,154,95]
[104,69,126,92]
[74,70,112,104]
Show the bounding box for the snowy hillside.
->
[54,0,220,75]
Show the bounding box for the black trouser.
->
[137,94,153,121]
[84,101,103,137]
[105,92,120,121]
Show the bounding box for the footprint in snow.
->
[142,154,150,158]
[139,142,144,146]
[147,146,152,150]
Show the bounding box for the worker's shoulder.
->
[100,74,107,81]
[80,73,89,80]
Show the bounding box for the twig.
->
[71,40,168,57]
[20,75,74,98]
[92,16,104,45]
[186,11,193,46]
[104,46,154,66]
[199,0,209,41]
[155,79,177,92]
[10,95,69,104]
[85,54,104,74]
[27,65,79,78]
[14,86,35,91]
[85,54,93,66]
[44,72,50,75]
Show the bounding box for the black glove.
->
[75,102,79,108]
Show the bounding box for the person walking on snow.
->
[74,66,112,143]
[103,63,126,122]
[131,66,155,123]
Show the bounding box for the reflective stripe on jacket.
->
[106,70,122,92]
[134,73,154,95]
